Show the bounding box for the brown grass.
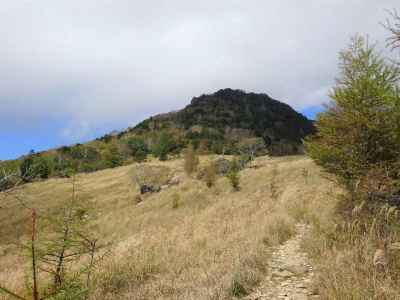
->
[0,155,339,299]
[301,203,400,299]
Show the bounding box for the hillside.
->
[0,155,338,299]
[0,89,315,191]
[134,89,314,154]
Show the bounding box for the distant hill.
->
[133,88,314,153]
[0,89,315,187]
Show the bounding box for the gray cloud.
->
[1,0,399,141]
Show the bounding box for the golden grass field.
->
[0,155,341,299]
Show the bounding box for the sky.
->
[0,0,399,160]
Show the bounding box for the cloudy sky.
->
[1,0,399,160]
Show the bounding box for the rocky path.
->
[244,224,319,300]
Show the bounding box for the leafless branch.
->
[382,9,400,51]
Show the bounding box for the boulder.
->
[140,184,161,194]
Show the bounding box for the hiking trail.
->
[244,224,320,300]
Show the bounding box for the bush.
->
[226,159,240,191]
[127,137,149,162]
[0,162,19,191]
[103,144,123,168]
[20,155,35,181]
[262,216,295,246]
[95,248,161,296]
[152,132,175,161]
[204,163,216,188]
[46,280,87,300]
[229,276,247,297]
[35,156,52,179]
[20,155,52,181]
[302,204,400,299]
[171,193,180,209]
[238,137,266,160]
[183,144,199,175]
[228,248,269,297]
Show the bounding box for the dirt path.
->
[244,224,319,300]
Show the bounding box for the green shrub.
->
[227,171,240,191]
[127,137,149,162]
[103,144,123,168]
[20,155,52,181]
[152,132,176,161]
[226,159,240,191]
[46,280,87,300]
[229,276,247,297]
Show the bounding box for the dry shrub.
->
[262,215,296,247]
[226,170,240,191]
[183,144,199,175]
[132,165,172,191]
[287,198,319,224]
[133,194,142,205]
[303,202,400,299]
[93,247,161,298]
[228,247,269,297]
[171,193,180,209]
[203,163,216,188]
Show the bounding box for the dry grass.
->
[301,203,400,300]
[0,155,339,299]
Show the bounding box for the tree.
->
[152,132,175,161]
[70,145,86,160]
[20,155,52,181]
[103,143,123,168]
[183,143,199,175]
[34,156,52,179]
[305,35,400,197]
[127,137,149,162]
[37,175,107,298]
[0,175,106,300]
[384,9,400,54]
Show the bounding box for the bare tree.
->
[383,9,400,52]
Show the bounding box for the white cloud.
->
[61,121,91,141]
[0,0,399,142]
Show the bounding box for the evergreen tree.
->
[33,156,52,179]
[305,35,400,195]
[152,132,175,161]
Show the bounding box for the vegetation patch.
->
[131,165,173,194]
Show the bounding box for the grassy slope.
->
[0,155,340,299]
